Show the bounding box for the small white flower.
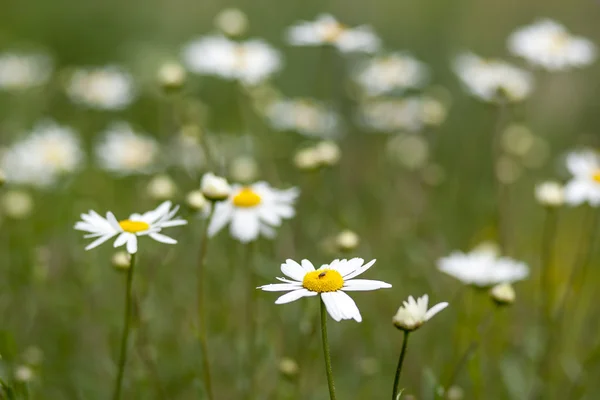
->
[265,98,340,138]
[335,230,360,252]
[392,294,448,331]
[437,245,529,287]
[0,52,52,91]
[563,150,600,206]
[182,35,282,85]
[508,19,596,71]
[186,190,208,212]
[67,66,135,110]
[201,172,232,201]
[489,283,516,305]
[359,97,424,132]
[95,122,159,175]
[286,14,380,53]
[259,258,392,322]
[354,52,428,96]
[74,201,187,254]
[208,182,299,243]
[1,121,84,188]
[157,62,186,91]
[535,181,564,207]
[453,53,533,103]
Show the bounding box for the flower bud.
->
[2,190,33,219]
[186,190,208,212]
[147,174,177,200]
[535,181,564,207]
[112,251,131,270]
[278,357,299,377]
[293,147,320,171]
[214,8,249,37]
[157,62,186,92]
[14,365,34,382]
[315,141,341,167]
[490,283,515,306]
[200,172,231,201]
[335,230,359,252]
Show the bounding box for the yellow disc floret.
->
[233,187,262,208]
[302,269,344,293]
[593,171,600,183]
[119,220,150,233]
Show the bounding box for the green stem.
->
[197,208,215,400]
[244,241,258,400]
[540,207,557,325]
[112,253,136,400]
[320,298,337,400]
[392,331,410,400]
[492,102,510,255]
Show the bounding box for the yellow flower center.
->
[593,171,600,183]
[119,220,150,233]
[233,187,262,208]
[302,269,344,293]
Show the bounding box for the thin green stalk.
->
[197,208,215,400]
[539,207,558,325]
[392,331,410,400]
[320,299,337,400]
[244,241,258,400]
[491,101,510,254]
[112,253,136,400]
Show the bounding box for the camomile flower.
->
[67,66,135,110]
[392,294,448,332]
[359,97,423,132]
[265,98,340,138]
[0,52,52,91]
[285,14,380,53]
[182,35,282,85]
[74,201,187,254]
[258,258,392,322]
[208,182,299,243]
[437,244,529,287]
[95,122,159,175]
[1,120,84,188]
[354,52,428,96]
[508,19,596,71]
[453,52,533,103]
[563,150,600,206]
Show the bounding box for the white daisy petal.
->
[230,209,261,243]
[281,259,307,281]
[113,232,130,248]
[126,236,138,254]
[259,283,302,292]
[207,202,233,237]
[275,289,317,304]
[149,232,177,244]
[301,259,316,272]
[424,302,449,321]
[85,234,116,251]
[343,259,376,280]
[342,279,392,291]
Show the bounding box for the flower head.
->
[535,181,564,207]
[392,294,448,332]
[208,182,298,242]
[265,98,340,138]
[359,97,425,133]
[74,201,187,254]
[201,172,231,201]
[354,52,428,96]
[563,150,600,206]
[0,52,52,91]
[259,258,391,322]
[286,14,380,53]
[489,283,516,306]
[67,66,135,110]
[508,19,596,71]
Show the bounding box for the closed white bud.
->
[446,386,465,400]
[14,365,34,382]
[335,230,360,252]
[158,62,186,92]
[186,190,208,212]
[214,8,248,37]
[315,141,341,167]
[278,357,299,377]
[2,190,33,219]
[147,174,177,200]
[200,172,231,201]
[294,147,320,171]
[490,283,515,306]
[112,251,131,270]
[535,181,564,207]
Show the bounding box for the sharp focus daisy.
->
[265,98,341,138]
[74,201,187,254]
[0,52,53,91]
[563,150,600,206]
[95,122,159,175]
[453,52,533,103]
[258,258,392,322]
[67,66,135,110]
[182,35,282,85]
[285,14,380,53]
[207,182,299,243]
[359,97,424,133]
[437,244,529,287]
[354,52,428,96]
[392,294,448,332]
[1,120,84,188]
[508,19,596,71]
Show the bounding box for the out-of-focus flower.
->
[230,155,259,183]
[495,156,522,184]
[146,174,177,200]
[386,134,429,170]
[157,62,186,92]
[182,35,282,85]
[214,8,249,37]
[2,189,33,219]
[563,150,600,206]
[392,294,448,332]
[74,201,187,254]
[258,258,391,322]
[314,141,341,167]
[501,124,535,157]
[335,230,360,252]
[266,98,340,138]
[201,172,231,201]
[359,97,423,132]
[112,251,132,270]
[508,19,596,71]
[168,127,206,174]
[208,182,298,243]
[419,96,449,126]
[453,53,533,103]
[286,14,380,53]
[1,121,84,188]
[67,66,135,110]
[0,52,52,91]
[446,386,465,400]
[521,137,550,169]
[535,181,564,207]
[279,357,299,377]
[489,283,516,306]
[95,122,159,175]
[186,190,208,212]
[14,365,34,382]
[354,52,428,96]
[437,245,529,287]
[294,147,321,171]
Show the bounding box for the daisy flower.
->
[285,14,380,53]
[563,150,600,206]
[359,97,424,132]
[1,120,84,188]
[392,294,448,332]
[265,98,341,138]
[453,52,533,103]
[258,258,392,322]
[0,52,53,91]
[508,19,596,71]
[354,52,428,96]
[74,201,187,254]
[535,181,564,207]
[208,182,299,243]
[67,66,135,110]
[182,35,282,85]
[95,122,159,175]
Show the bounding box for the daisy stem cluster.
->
[320,298,337,400]
[391,331,410,400]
